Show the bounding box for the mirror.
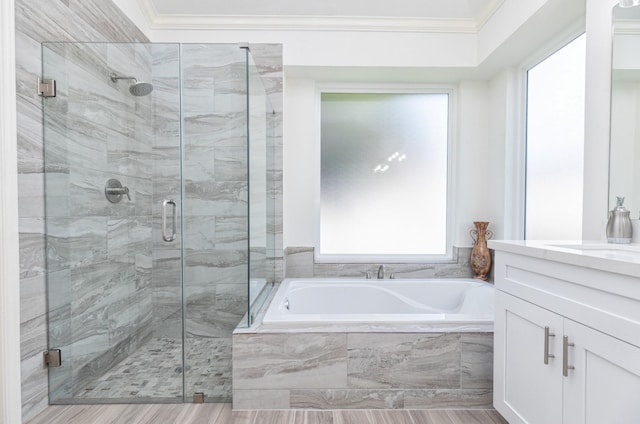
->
[610,5,640,219]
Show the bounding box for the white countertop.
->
[488,239,640,278]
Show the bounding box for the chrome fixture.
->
[562,336,575,377]
[162,199,177,242]
[37,77,56,97]
[377,265,385,279]
[620,0,640,7]
[43,349,62,368]
[109,72,153,96]
[606,196,632,244]
[543,326,555,365]
[105,179,130,203]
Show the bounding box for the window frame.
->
[314,83,458,263]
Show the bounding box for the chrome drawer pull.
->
[544,326,555,365]
[563,335,575,377]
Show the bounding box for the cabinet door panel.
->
[494,291,563,424]
[564,320,640,424]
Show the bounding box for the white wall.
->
[144,1,585,252]
[583,0,619,239]
[486,68,525,241]
[453,81,492,247]
[282,78,493,249]
[108,0,616,246]
[282,77,318,247]
[0,0,22,422]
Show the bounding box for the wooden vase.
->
[470,221,493,281]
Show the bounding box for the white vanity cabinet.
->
[490,242,640,424]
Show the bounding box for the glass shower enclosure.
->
[42,42,274,403]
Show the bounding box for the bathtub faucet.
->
[377,265,385,279]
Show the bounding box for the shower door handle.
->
[162,199,177,242]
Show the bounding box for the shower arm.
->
[110,73,138,83]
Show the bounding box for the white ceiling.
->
[145,0,503,31]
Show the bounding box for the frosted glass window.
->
[320,92,450,258]
[526,34,585,240]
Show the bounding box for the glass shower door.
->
[43,42,184,403]
[43,41,273,405]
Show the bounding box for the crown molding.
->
[150,15,478,33]
[138,0,496,33]
[476,0,506,30]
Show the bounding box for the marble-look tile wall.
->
[232,331,493,409]
[249,44,284,285]
[284,246,478,280]
[15,0,148,420]
[179,45,251,401]
[16,0,283,420]
[43,41,156,401]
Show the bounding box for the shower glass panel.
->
[43,42,273,404]
[247,49,275,326]
[181,44,249,402]
[43,42,184,403]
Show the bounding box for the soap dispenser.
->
[606,196,633,244]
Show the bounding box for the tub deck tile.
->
[347,333,461,389]
[233,333,348,389]
[233,389,290,409]
[404,389,493,409]
[290,389,403,409]
[460,334,494,389]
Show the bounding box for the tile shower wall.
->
[16,1,285,416]
[249,44,284,285]
[15,0,148,420]
[44,42,157,402]
[180,45,250,401]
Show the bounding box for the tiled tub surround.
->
[284,246,482,280]
[234,252,493,410]
[232,331,493,410]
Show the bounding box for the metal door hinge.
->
[193,392,205,403]
[43,349,62,368]
[38,78,56,97]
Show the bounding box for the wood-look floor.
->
[26,404,508,424]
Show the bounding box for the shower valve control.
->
[105,179,131,203]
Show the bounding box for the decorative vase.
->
[470,221,493,281]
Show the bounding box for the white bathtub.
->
[260,278,494,328]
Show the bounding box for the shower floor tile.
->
[76,337,232,401]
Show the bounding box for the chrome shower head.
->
[128,81,153,97]
[110,72,153,97]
